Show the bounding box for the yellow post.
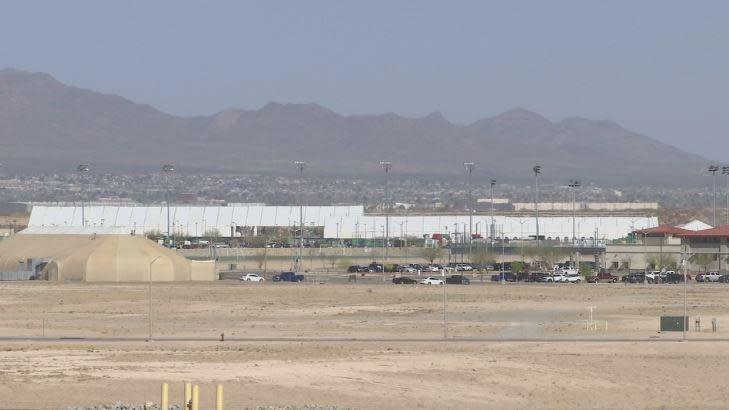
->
[184,383,192,409]
[161,383,169,410]
[215,384,224,410]
[191,385,200,410]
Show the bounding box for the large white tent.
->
[27,205,657,241]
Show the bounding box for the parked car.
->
[368,262,384,272]
[551,273,568,283]
[645,271,661,283]
[398,266,417,273]
[718,274,729,283]
[539,274,556,283]
[622,272,647,283]
[421,276,444,285]
[563,272,584,283]
[239,273,265,282]
[347,265,370,273]
[446,275,471,285]
[491,272,517,282]
[703,271,721,282]
[425,265,441,272]
[526,272,548,282]
[588,272,620,283]
[455,263,474,271]
[665,271,689,284]
[392,276,417,284]
[272,271,305,282]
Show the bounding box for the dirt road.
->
[1,281,728,408]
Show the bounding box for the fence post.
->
[184,383,191,409]
[192,385,200,410]
[160,383,168,410]
[216,384,224,410]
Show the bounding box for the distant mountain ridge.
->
[0,68,711,185]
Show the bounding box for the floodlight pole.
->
[723,166,729,225]
[380,161,392,262]
[682,244,688,341]
[162,165,175,247]
[77,164,90,227]
[295,161,306,271]
[148,255,162,342]
[490,179,496,245]
[533,165,541,247]
[463,162,475,262]
[709,165,719,226]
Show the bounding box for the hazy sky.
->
[2,1,728,160]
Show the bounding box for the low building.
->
[0,228,215,282]
[605,225,691,271]
[679,226,729,273]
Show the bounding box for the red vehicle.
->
[588,271,620,283]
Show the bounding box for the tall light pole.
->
[490,179,496,244]
[148,255,162,342]
[533,165,541,247]
[162,164,175,247]
[463,162,475,262]
[709,165,719,226]
[723,166,729,225]
[77,164,90,227]
[380,161,392,261]
[568,180,581,242]
[294,161,306,271]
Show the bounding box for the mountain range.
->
[0,68,712,185]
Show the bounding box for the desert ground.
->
[1,279,729,409]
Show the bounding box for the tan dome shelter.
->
[0,229,215,282]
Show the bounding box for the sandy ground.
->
[1,281,729,409]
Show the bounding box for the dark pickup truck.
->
[588,272,620,283]
[273,271,305,282]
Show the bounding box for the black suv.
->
[665,272,687,283]
[392,276,417,284]
[622,272,646,283]
[446,275,471,285]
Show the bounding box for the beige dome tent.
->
[0,231,215,282]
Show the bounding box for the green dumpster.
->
[660,316,688,332]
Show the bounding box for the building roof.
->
[677,220,713,231]
[28,205,658,240]
[633,224,692,236]
[679,226,729,238]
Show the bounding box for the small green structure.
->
[660,316,688,332]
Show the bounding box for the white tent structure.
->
[28,205,657,241]
[677,219,713,231]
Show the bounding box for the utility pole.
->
[709,165,719,226]
[463,162,475,262]
[294,161,306,271]
[380,161,392,261]
[533,165,541,247]
[77,164,90,227]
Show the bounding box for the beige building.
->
[681,226,729,273]
[0,231,215,282]
[605,225,687,272]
